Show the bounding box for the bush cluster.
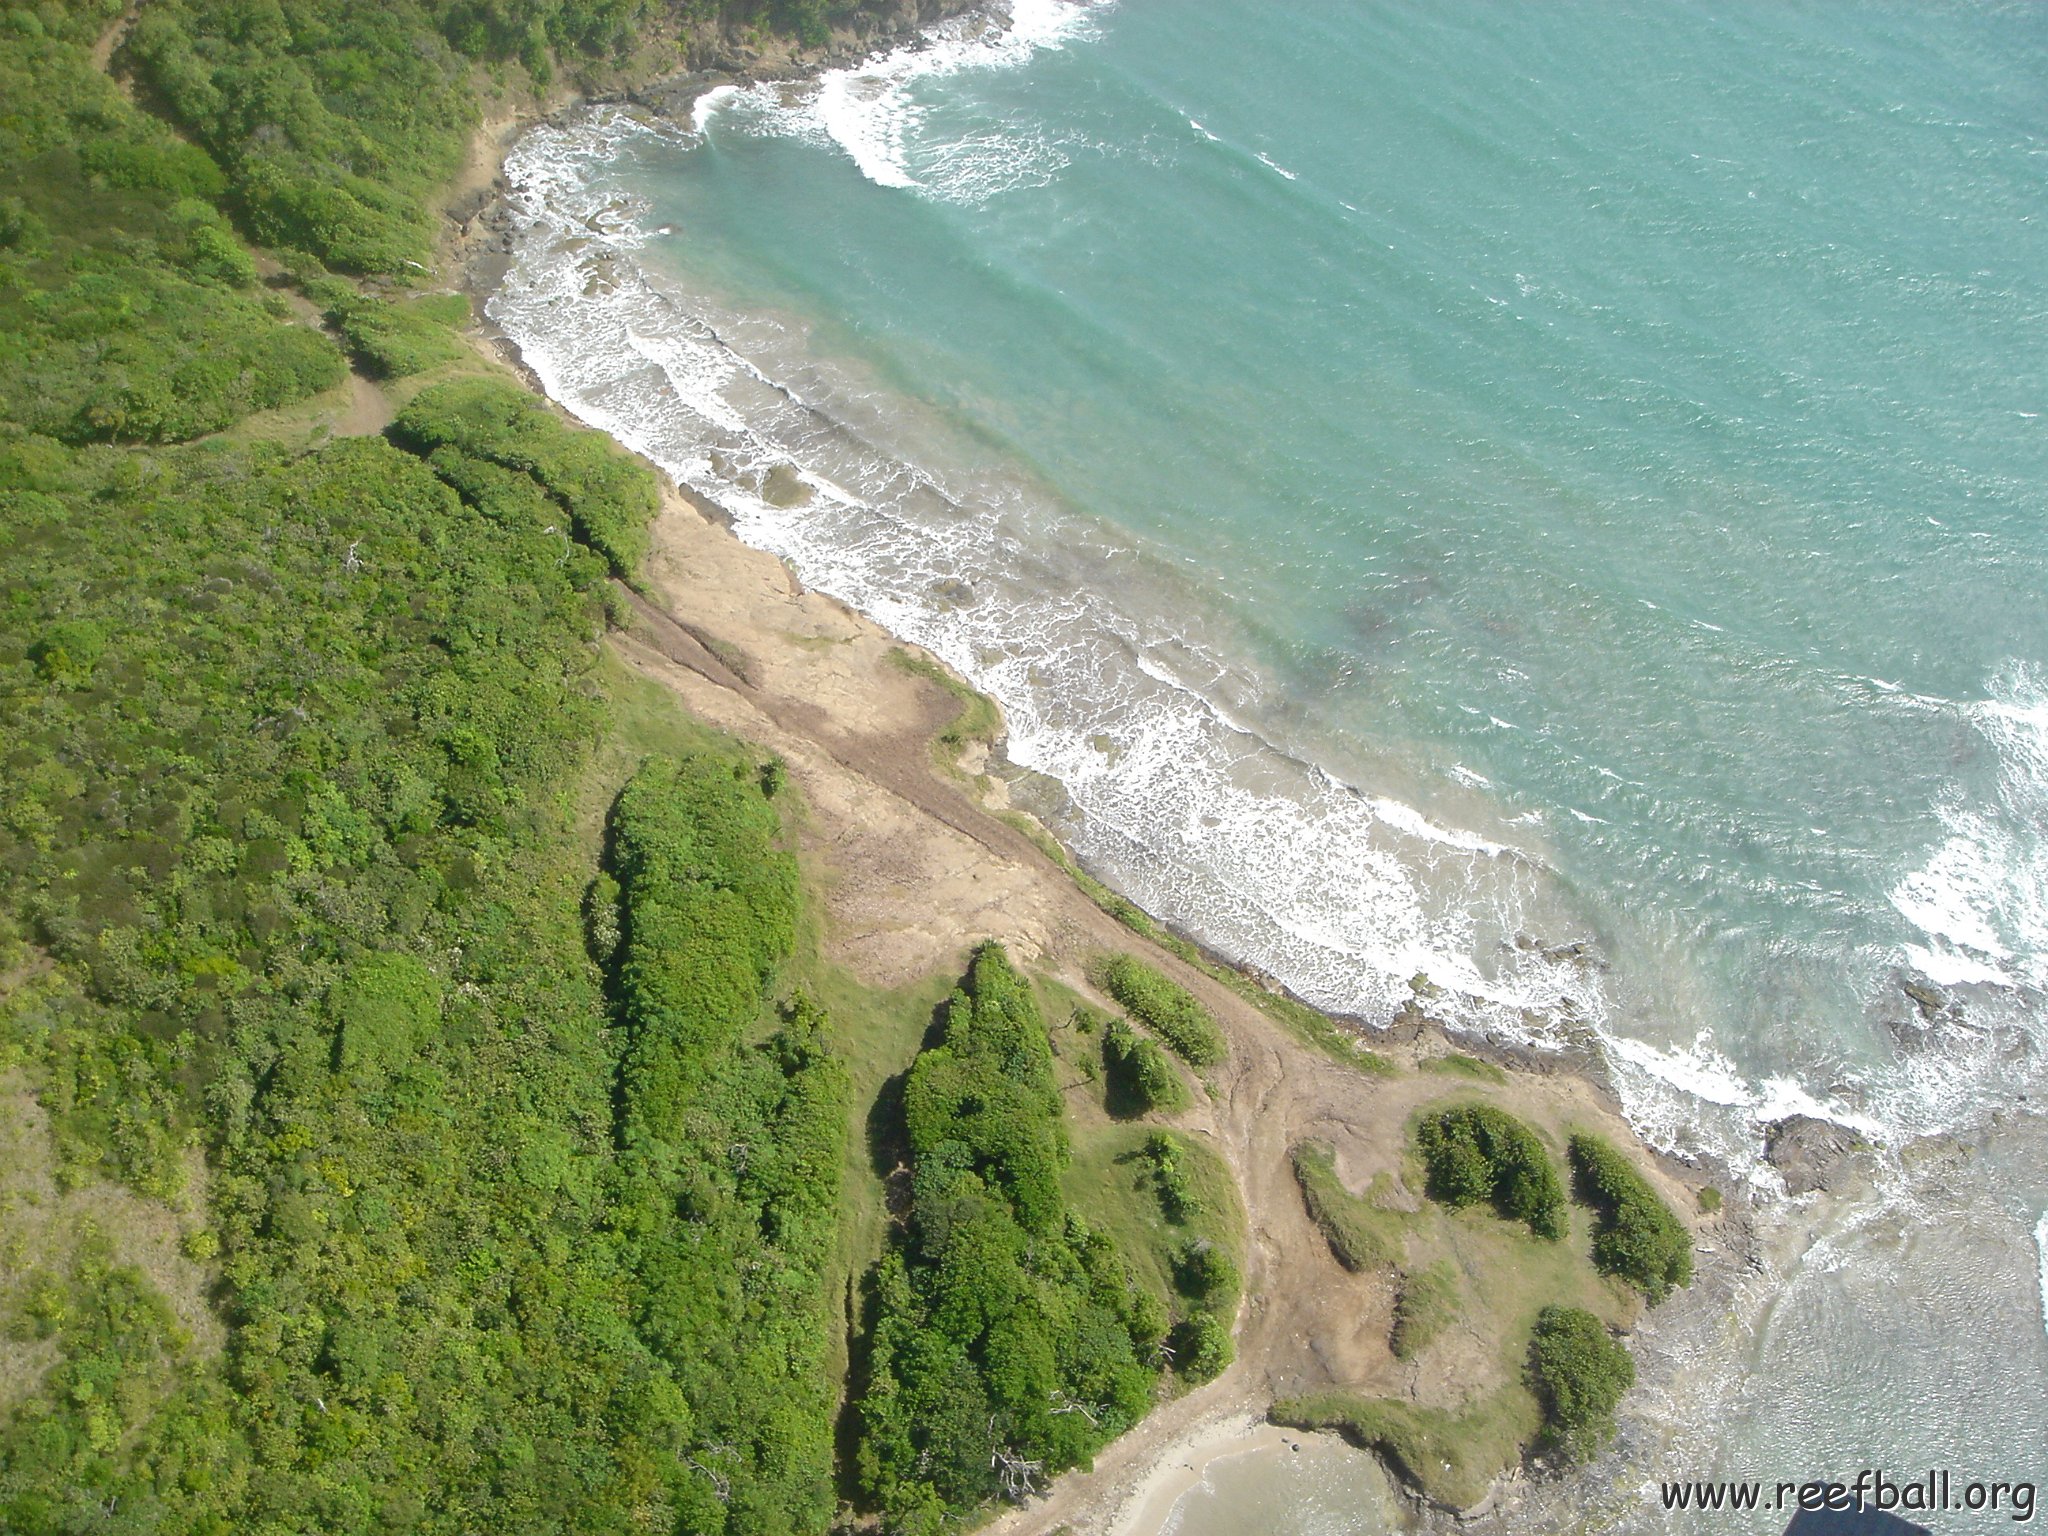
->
[604,755,849,1533]
[310,280,470,378]
[1103,1015,1190,1116]
[860,945,1163,1528]
[1568,1133,1693,1302]
[1097,953,1227,1066]
[1145,1131,1203,1223]
[393,378,658,575]
[1415,1104,1567,1240]
[1527,1306,1635,1462]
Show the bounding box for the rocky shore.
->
[433,23,1779,1532]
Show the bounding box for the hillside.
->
[0,3,1706,1532]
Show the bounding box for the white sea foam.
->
[2037,1210,2048,1342]
[698,0,1107,203]
[491,15,2047,1195]
[1890,664,2048,995]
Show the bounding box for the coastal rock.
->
[1381,1000,1429,1045]
[1900,976,1947,1019]
[761,463,813,508]
[628,70,734,119]
[1764,1114,1869,1196]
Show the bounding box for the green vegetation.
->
[1697,1184,1723,1214]
[603,754,849,1533]
[1567,1133,1693,1302]
[1279,1296,1639,1502]
[1143,1131,1203,1223]
[1095,953,1227,1067]
[1390,1261,1460,1361]
[0,3,346,444]
[857,944,1164,1530]
[1273,1389,1539,1513]
[1289,1141,1406,1272]
[124,0,477,273]
[391,377,658,577]
[1059,1122,1242,1391]
[310,280,471,378]
[1527,1305,1634,1462]
[1103,1014,1190,1117]
[1421,1051,1507,1085]
[888,647,1002,766]
[1280,1115,1654,1502]
[1416,1103,1568,1240]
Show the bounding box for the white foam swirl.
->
[492,104,1607,1059]
[700,0,1107,203]
[1892,664,2048,992]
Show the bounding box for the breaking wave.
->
[694,0,1107,204]
[488,5,2046,1192]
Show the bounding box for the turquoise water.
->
[491,0,2048,1524]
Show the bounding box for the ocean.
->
[489,1,2048,1525]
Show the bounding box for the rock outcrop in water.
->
[1765,1114,1870,1196]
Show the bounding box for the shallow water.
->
[1152,1432,1400,1536]
[490,0,2048,1524]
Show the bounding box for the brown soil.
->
[454,93,1722,1533]
[0,1071,221,1416]
[611,480,1695,1532]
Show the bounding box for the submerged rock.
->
[761,463,812,508]
[1900,976,1947,1018]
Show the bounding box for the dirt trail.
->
[335,370,395,437]
[611,483,1686,1534]
[89,2,140,75]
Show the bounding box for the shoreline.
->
[439,53,1754,1536]
[1100,1412,1298,1536]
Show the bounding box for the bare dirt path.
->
[89,1,140,75]
[610,482,1686,1534]
[334,370,394,437]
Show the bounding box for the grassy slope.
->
[1275,1091,1640,1508]
[0,6,993,1530]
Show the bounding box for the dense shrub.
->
[1527,1306,1635,1462]
[0,422,693,1526]
[328,949,442,1082]
[1415,1104,1567,1240]
[394,378,658,574]
[312,282,469,378]
[605,759,847,1532]
[1103,1015,1189,1116]
[1097,953,1227,1066]
[1169,1311,1234,1382]
[1568,1133,1693,1301]
[1173,1238,1241,1309]
[608,753,802,1129]
[124,0,477,273]
[900,944,1067,1233]
[0,182,344,441]
[860,946,1160,1526]
[1145,1131,1203,1223]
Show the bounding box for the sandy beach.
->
[443,79,1738,1536]
[1106,1412,1292,1536]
